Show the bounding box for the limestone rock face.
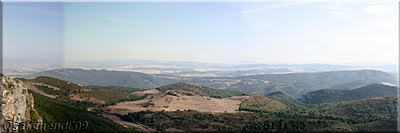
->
[0,76,32,124]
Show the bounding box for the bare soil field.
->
[105,92,251,115]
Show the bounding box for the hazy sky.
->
[4,2,64,64]
[4,1,398,65]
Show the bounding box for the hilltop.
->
[20,76,85,91]
[156,83,245,98]
[267,91,306,111]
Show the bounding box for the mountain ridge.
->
[300,83,399,104]
[29,68,397,98]
[30,68,177,88]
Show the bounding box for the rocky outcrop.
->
[0,76,33,130]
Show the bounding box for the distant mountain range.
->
[163,68,292,77]
[68,59,398,73]
[29,68,177,88]
[300,84,399,104]
[29,68,397,98]
[238,69,397,97]
[6,60,397,79]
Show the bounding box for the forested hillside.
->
[300,84,398,104]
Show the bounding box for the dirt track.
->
[26,82,58,99]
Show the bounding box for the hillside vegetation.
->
[30,91,135,132]
[24,77,147,109]
[267,91,306,111]
[306,96,397,130]
[22,76,84,91]
[31,68,177,88]
[156,83,244,98]
[239,96,287,112]
[300,84,398,104]
[117,96,398,132]
[119,110,348,132]
[79,86,144,106]
[238,70,397,97]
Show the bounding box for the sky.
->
[3,1,399,65]
[4,2,64,65]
